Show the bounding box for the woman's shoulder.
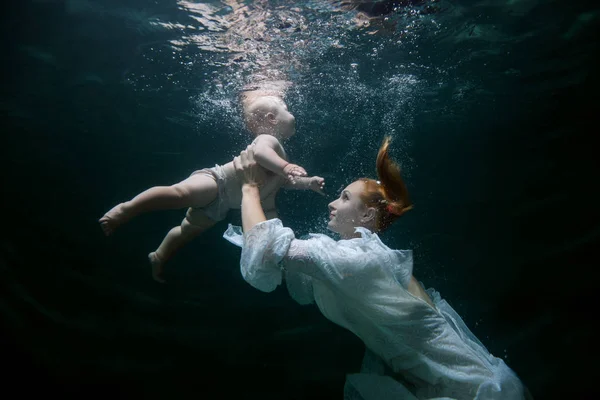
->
[297,229,411,268]
[347,228,415,285]
[348,228,412,256]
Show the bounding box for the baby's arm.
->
[283,176,325,195]
[253,135,307,180]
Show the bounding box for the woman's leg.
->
[99,172,218,236]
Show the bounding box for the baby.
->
[99,90,324,283]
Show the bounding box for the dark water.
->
[1,0,598,398]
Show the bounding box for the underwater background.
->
[1,0,598,398]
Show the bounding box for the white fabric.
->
[224,219,525,400]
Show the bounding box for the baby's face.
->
[272,98,296,139]
[277,109,296,139]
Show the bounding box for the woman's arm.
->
[233,147,269,233]
[241,184,267,233]
[233,147,345,287]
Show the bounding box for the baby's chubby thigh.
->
[179,170,220,208]
[184,208,216,231]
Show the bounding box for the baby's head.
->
[242,93,296,140]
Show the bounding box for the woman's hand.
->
[233,145,268,187]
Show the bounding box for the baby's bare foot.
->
[149,252,166,283]
[99,203,129,236]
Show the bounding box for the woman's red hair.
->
[359,136,413,231]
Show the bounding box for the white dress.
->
[224,219,526,400]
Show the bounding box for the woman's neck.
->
[339,230,364,240]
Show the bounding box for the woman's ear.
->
[362,207,377,223]
[266,112,278,125]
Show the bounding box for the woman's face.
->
[328,180,373,237]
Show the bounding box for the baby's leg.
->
[99,172,218,236]
[149,212,216,283]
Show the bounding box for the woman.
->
[224,138,527,400]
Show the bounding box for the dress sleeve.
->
[224,219,359,291]
[223,219,325,293]
[235,219,294,293]
[224,219,409,299]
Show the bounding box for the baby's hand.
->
[283,163,307,182]
[310,176,325,196]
